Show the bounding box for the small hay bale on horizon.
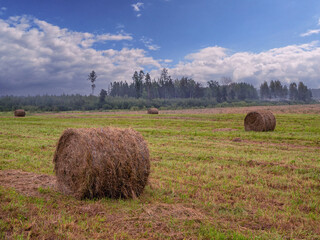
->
[14,109,26,117]
[244,110,276,132]
[147,108,159,114]
[53,127,150,199]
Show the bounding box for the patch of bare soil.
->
[213,128,238,132]
[0,170,56,197]
[232,137,242,142]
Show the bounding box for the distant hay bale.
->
[244,110,276,132]
[53,127,150,199]
[14,109,26,117]
[147,108,159,114]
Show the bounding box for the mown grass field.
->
[0,105,320,239]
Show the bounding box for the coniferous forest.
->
[0,68,316,112]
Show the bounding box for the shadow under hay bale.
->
[244,110,276,132]
[147,108,159,114]
[53,127,150,199]
[14,109,26,117]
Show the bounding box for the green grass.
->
[0,108,320,239]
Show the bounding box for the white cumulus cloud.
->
[132,2,144,12]
[0,15,161,95]
[162,43,320,88]
[300,29,320,37]
[300,18,320,37]
[131,2,144,17]
[140,37,160,51]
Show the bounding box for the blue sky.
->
[1,0,320,95]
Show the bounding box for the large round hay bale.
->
[14,109,26,117]
[53,127,150,199]
[244,110,276,132]
[147,108,159,114]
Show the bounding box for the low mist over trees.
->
[259,80,312,102]
[108,68,259,102]
[311,88,320,99]
[107,68,313,103]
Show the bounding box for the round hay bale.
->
[14,109,26,117]
[244,110,276,132]
[53,127,150,199]
[147,108,159,114]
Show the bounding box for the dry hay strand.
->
[147,108,159,114]
[14,109,26,117]
[53,127,150,199]
[244,110,276,132]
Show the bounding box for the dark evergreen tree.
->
[158,68,174,98]
[99,89,107,103]
[229,89,235,100]
[138,70,145,97]
[282,85,288,99]
[150,79,160,99]
[221,86,227,102]
[298,82,311,102]
[238,85,247,100]
[207,80,221,102]
[260,81,270,99]
[166,77,175,98]
[289,82,298,100]
[216,88,222,102]
[194,82,204,98]
[177,77,198,98]
[274,80,283,98]
[307,89,313,102]
[88,70,97,95]
[269,80,276,98]
[132,71,143,98]
[145,73,152,99]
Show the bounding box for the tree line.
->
[105,69,258,102]
[0,94,312,113]
[103,68,313,103]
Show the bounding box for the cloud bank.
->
[0,16,160,95]
[164,42,320,88]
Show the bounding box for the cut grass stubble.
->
[0,105,320,239]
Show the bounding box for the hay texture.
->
[14,109,26,117]
[244,110,276,132]
[53,127,150,199]
[147,108,159,114]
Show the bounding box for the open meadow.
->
[0,104,320,239]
